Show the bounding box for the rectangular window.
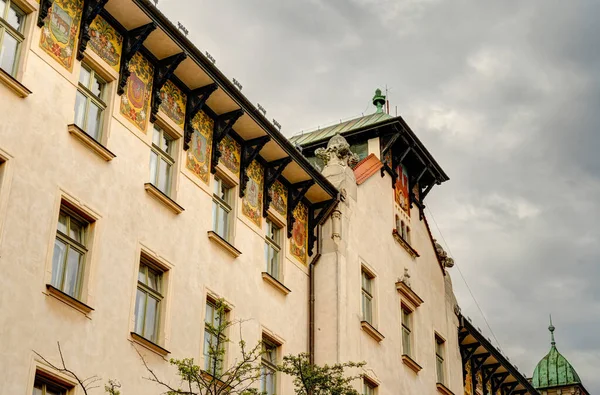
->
[402,307,412,357]
[32,374,69,395]
[74,64,106,141]
[363,379,376,395]
[204,299,226,375]
[436,335,445,384]
[150,125,175,195]
[264,218,281,280]
[0,0,25,77]
[212,177,233,241]
[361,269,374,324]
[260,338,278,395]
[134,261,163,343]
[51,207,89,299]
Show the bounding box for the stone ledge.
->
[395,281,424,309]
[392,229,420,258]
[130,332,170,356]
[68,124,116,161]
[0,67,32,98]
[45,284,94,316]
[361,320,385,343]
[207,231,241,258]
[437,382,455,395]
[262,272,291,295]
[402,354,422,374]
[144,183,184,214]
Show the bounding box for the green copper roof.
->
[289,89,393,146]
[532,317,582,389]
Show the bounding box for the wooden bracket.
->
[458,330,469,344]
[501,381,519,395]
[286,180,315,238]
[308,199,333,256]
[482,363,501,383]
[492,372,510,392]
[117,22,156,95]
[37,0,54,27]
[76,0,109,61]
[209,109,244,173]
[239,136,271,198]
[262,157,292,217]
[460,342,479,362]
[150,52,187,122]
[473,352,491,372]
[183,83,218,150]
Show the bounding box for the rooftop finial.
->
[372,88,386,114]
[549,314,556,346]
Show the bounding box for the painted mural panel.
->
[486,382,492,395]
[269,179,287,217]
[159,79,186,128]
[382,148,392,169]
[120,52,154,132]
[464,360,473,395]
[186,110,213,184]
[475,371,483,395]
[290,202,308,264]
[394,164,410,216]
[242,160,263,227]
[88,15,122,72]
[39,0,83,71]
[218,135,241,176]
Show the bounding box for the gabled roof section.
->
[353,154,383,185]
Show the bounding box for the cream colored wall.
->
[314,145,463,394]
[0,21,310,394]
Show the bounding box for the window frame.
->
[203,298,228,375]
[264,218,282,280]
[260,337,279,395]
[401,305,413,358]
[0,0,26,77]
[150,124,175,196]
[32,371,72,395]
[212,176,233,241]
[435,335,446,385]
[361,268,374,324]
[74,63,107,141]
[363,378,376,395]
[134,259,164,344]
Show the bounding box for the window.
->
[212,177,233,241]
[406,226,411,245]
[363,379,376,395]
[0,0,25,77]
[395,215,400,232]
[51,207,89,299]
[435,336,445,384]
[204,299,226,375]
[261,338,278,395]
[134,261,163,343]
[265,218,281,280]
[74,64,106,141]
[361,269,374,324]
[32,374,69,395]
[401,307,413,357]
[150,125,175,195]
[401,220,406,240]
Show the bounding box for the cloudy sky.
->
[161,0,600,391]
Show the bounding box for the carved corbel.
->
[209,109,244,173]
[37,0,54,27]
[183,83,218,150]
[286,180,315,238]
[491,372,510,393]
[307,199,334,256]
[117,22,156,95]
[262,157,292,216]
[150,52,187,123]
[500,381,518,395]
[239,136,271,198]
[76,0,109,61]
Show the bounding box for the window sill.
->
[130,332,170,356]
[262,272,291,295]
[0,67,32,98]
[437,383,455,395]
[45,284,94,316]
[395,281,424,309]
[144,183,184,214]
[392,229,420,258]
[207,231,241,258]
[402,354,422,374]
[67,124,116,161]
[361,320,385,342]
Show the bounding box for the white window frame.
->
[260,337,279,395]
[265,218,282,280]
[401,305,413,358]
[361,268,374,324]
[150,125,175,196]
[435,334,446,385]
[0,0,25,77]
[134,260,164,344]
[74,63,107,141]
[212,177,233,242]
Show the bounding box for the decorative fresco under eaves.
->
[218,135,241,176]
[88,15,122,73]
[290,202,308,264]
[269,179,287,218]
[394,164,410,216]
[120,52,154,132]
[475,370,483,395]
[382,148,392,169]
[39,0,83,71]
[242,160,263,227]
[186,110,213,185]
[159,79,186,129]
[464,360,473,395]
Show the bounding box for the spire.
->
[372,89,386,114]
[549,314,556,346]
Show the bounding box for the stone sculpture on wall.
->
[88,15,122,72]
[242,160,263,227]
[120,52,153,132]
[315,133,360,167]
[186,110,213,184]
[39,0,83,71]
[159,79,186,129]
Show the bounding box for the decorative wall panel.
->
[88,15,122,72]
[186,110,213,184]
[394,164,410,216]
[290,202,308,264]
[39,0,83,71]
[464,360,473,395]
[159,79,186,128]
[242,160,263,227]
[269,179,287,217]
[120,52,153,132]
[218,135,241,176]
[475,371,483,395]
